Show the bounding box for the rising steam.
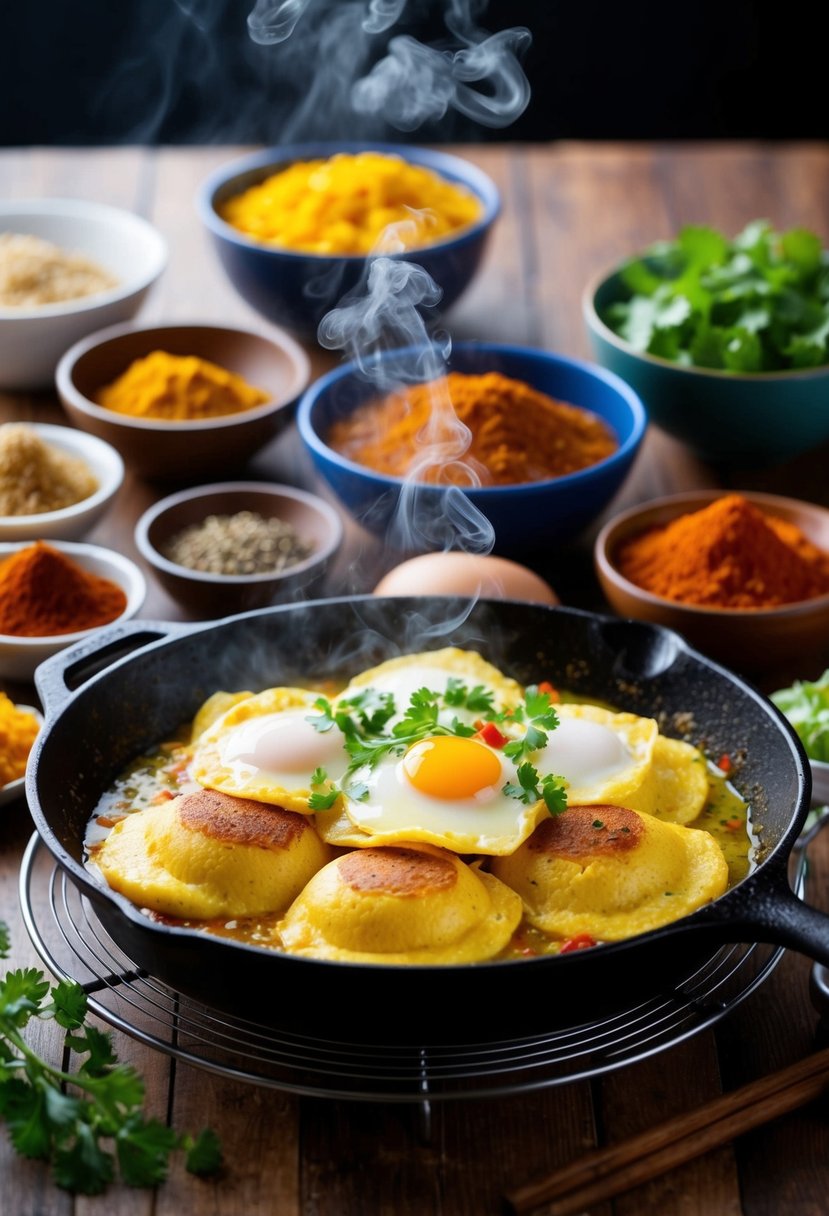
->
[319,254,495,556]
[247,0,531,131]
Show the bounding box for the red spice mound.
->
[0,540,127,636]
[616,494,829,609]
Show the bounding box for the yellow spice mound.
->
[0,693,39,786]
[220,151,483,256]
[94,351,270,421]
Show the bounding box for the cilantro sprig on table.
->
[0,923,221,1194]
[602,220,829,372]
[306,679,567,814]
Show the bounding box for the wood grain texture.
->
[0,144,828,1216]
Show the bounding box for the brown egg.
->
[373,552,559,605]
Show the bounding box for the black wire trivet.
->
[20,832,799,1103]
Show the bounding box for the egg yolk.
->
[402,736,503,801]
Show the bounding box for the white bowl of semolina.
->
[0,199,166,390]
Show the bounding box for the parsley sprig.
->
[0,923,221,1194]
[305,678,567,815]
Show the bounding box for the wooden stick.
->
[504,1047,829,1215]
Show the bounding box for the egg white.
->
[339,734,550,855]
[191,687,350,813]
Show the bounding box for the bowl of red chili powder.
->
[595,491,829,670]
[0,539,145,679]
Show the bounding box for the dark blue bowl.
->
[197,142,500,335]
[297,343,647,555]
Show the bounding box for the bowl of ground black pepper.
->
[135,482,343,618]
[595,490,829,670]
[0,422,123,541]
[0,539,145,679]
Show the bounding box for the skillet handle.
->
[35,619,188,718]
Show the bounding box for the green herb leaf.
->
[601,221,829,373]
[185,1126,223,1176]
[0,921,221,1194]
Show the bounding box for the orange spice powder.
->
[616,494,829,609]
[328,371,618,486]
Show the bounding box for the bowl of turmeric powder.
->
[0,539,146,680]
[595,491,829,670]
[197,143,499,334]
[56,321,310,479]
[297,342,646,554]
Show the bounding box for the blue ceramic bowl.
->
[584,266,829,465]
[297,342,647,555]
[197,142,499,335]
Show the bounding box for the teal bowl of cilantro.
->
[771,671,829,804]
[583,220,829,464]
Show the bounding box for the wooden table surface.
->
[1,143,828,1216]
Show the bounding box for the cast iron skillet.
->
[27,598,829,1046]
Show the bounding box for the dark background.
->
[1,0,826,145]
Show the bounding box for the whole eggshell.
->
[373,553,559,605]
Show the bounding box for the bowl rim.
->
[595,488,829,619]
[0,198,168,321]
[196,140,501,262]
[297,340,648,496]
[0,421,124,526]
[0,539,146,645]
[55,319,312,433]
[582,262,829,384]
[134,480,344,585]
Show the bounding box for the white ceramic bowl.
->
[0,540,146,680]
[0,704,43,806]
[0,423,124,542]
[0,199,167,390]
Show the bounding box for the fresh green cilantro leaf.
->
[72,1026,118,1077]
[2,1080,51,1158]
[0,969,50,1027]
[464,684,496,714]
[541,776,568,815]
[443,677,467,707]
[449,718,476,738]
[601,221,829,373]
[115,1115,179,1187]
[53,1123,115,1195]
[0,924,219,1194]
[307,697,336,733]
[343,780,370,802]
[48,981,87,1031]
[339,689,396,733]
[523,687,559,729]
[184,1126,223,1176]
[308,789,340,811]
[0,923,9,960]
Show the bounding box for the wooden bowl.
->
[56,321,310,480]
[134,481,343,618]
[594,490,829,670]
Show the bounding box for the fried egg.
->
[277,843,522,964]
[622,736,710,825]
[545,704,657,804]
[319,731,551,854]
[191,687,350,813]
[94,788,332,919]
[336,648,523,726]
[491,804,728,942]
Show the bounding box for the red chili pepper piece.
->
[538,680,561,702]
[718,753,732,773]
[559,933,597,954]
[475,721,508,748]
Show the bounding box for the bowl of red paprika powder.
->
[0,539,145,680]
[594,490,829,671]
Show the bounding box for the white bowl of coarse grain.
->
[0,423,124,542]
[0,199,166,390]
[134,482,344,619]
[0,540,146,681]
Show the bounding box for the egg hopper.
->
[27,597,828,1047]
